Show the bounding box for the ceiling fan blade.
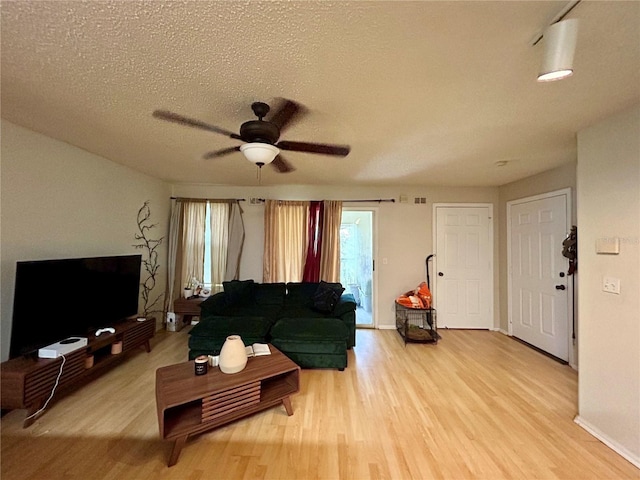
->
[153,110,241,139]
[202,146,241,159]
[268,99,303,133]
[276,140,351,157]
[271,155,295,173]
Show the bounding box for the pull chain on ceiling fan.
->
[153,99,351,174]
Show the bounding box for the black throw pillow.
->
[222,279,255,305]
[312,282,345,313]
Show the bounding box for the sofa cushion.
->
[254,282,286,305]
[271,317,349,341]
[221,304,282,323]
[278,304,325,319]
[222,279,255,305]
[190,315,271,340]
[333,293,357,317]
[199,291,227,316]
[271,339,347,356]
[312,281,345,313]
[285,282,318,307]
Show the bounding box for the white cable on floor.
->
[24,353,66,421]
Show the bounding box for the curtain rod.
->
[171,196,395,203]
[256,198,396,203]
[170,197,246,203]
[344,199,395,203]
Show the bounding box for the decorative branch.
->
[133,201,165,317]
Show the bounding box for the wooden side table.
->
[172,297,205,331]
[155,345,300,466]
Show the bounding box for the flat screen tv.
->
[9,254,142,358]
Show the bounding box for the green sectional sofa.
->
[188,280,357,370]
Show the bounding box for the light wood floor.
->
[2,328,638,480]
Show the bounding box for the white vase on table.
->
[219,335,248,374]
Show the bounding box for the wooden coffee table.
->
[155,345,300,466]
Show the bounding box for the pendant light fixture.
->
[537,18,580,82]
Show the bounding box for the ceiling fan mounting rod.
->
[251,102,270,120]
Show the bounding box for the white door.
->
[434,205,493,329]
[508,190,570,361]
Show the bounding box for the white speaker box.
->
[166,312,177,332]
[38,337,88,358]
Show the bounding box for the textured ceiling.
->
[1,1,639,187]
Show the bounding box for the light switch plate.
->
[596,237,620,254]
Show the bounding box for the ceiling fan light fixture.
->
[537,18,579,82]
[240,143,280,166]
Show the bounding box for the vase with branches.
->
[133,201,164,318]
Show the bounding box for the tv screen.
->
[9,254,142,358]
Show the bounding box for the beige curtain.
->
[263,200,309,283]
[166,198,244,310]
[181,201,206,289]
[319,200,343,282]
[209,202,230,293]
[224,201,245,282]
[164,200,184,312]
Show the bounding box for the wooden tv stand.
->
[1,317,155,428]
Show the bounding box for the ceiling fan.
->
[152,99,350,173]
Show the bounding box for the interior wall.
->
[575,104,640,465]
[0,120,171,361]
[172,184,499,329]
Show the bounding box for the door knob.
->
[438,272,444,277]
[555,285,566,290]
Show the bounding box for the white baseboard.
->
[377,324,396,330]
[574,415,640,469]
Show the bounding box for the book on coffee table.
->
[207,343,271,367]
[245,343,271,357]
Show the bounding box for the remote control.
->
[95,327,116,336]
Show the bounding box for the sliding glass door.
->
[340,209,375,328]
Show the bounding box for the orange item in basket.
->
[396,281,432,309]
[416,281,432,309]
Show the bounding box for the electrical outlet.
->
[602,277,621,294]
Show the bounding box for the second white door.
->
[434,205,493,329]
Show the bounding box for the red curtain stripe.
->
[302,201,324,282]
